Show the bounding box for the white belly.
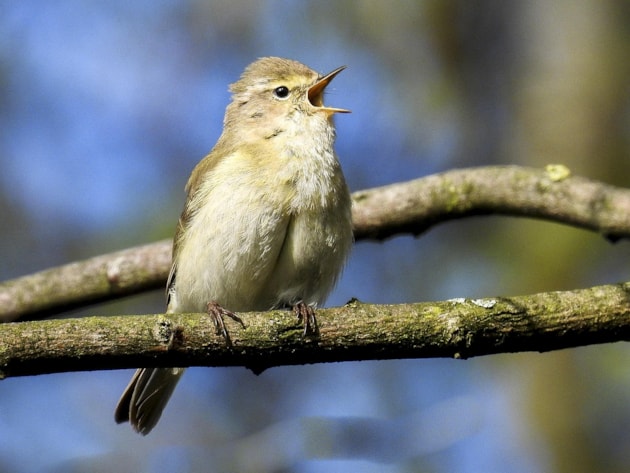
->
[169,147,352,314]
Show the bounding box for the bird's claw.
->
[207,301,245,346]
[293,301,319,337]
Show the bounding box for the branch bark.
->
[351,164,630,240]
[2,165,630,322]
[2,282,629,379]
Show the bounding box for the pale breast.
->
[170,120,352,313]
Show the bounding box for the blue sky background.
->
[1,2,629,472]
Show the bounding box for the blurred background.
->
[1,1,629,472]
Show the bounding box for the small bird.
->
[114,57,353,435]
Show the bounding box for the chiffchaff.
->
[115,57,353,434]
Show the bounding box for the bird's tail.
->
[115,367,185,435]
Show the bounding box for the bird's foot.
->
[207,301,245,346]
[293,301,319,337]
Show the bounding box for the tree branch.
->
[2,282,629,379]
[351,164,630,240]
[2,165,630,322]
[0,242,172,321]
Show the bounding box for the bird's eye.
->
[273,86,290,99]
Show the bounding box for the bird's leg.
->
[207,301,246,346]
[293,301,319,337]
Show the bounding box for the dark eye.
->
[273,86,290,99]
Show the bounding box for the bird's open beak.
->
[308,66,351,115]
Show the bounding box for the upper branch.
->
[1,165,630,321]
[352,164,630,240]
